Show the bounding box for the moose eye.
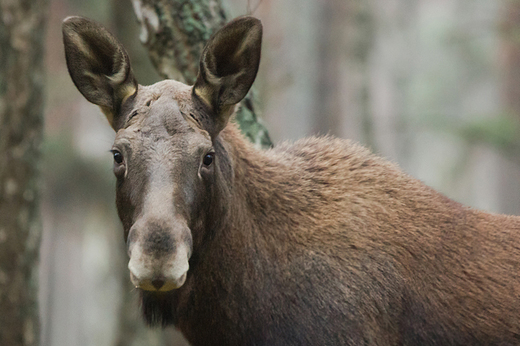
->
[203,153,214,166]
[113,150,124,164]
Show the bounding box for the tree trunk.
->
[0,0,46,345]
[502,0,520,118]
[313,0,375,149]
[498,0,520,215]
[112,0,161,86]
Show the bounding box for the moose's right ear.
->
[62,16,137,130]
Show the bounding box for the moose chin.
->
[63,15,520,346]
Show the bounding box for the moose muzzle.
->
[127,217,192,291]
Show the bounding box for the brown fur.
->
[63,15,520,346]
[173,122,520,345]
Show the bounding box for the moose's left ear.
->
[193,16,262,135]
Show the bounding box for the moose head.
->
[62,16,262,293]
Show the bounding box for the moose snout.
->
[127,219,192,292]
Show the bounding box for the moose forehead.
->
[116,80,210,145]
[113,80,210,216]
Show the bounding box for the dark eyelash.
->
[128,110,138,120]
[189,113,202,126]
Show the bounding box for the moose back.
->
[63,15,520,346]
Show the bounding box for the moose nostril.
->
[151,278,165,290]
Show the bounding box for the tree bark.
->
[131,0,272,148]
[0,0,46,345]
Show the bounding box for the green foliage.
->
[234,91,273,149]
[457,114,520,156]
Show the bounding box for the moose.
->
[63,15,520,345]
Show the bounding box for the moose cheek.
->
[113,164,126,178]
[199,163,214,182]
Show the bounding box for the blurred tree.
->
[112,0,161,86]
[313,0,346,137]
[502,0,520,122]
[313,0,375,148]
[0,0,47,345]
[497,0,520,214]
[457,0,520,161]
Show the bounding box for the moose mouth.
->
[128,240,191,292]
[130,271,187,292]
